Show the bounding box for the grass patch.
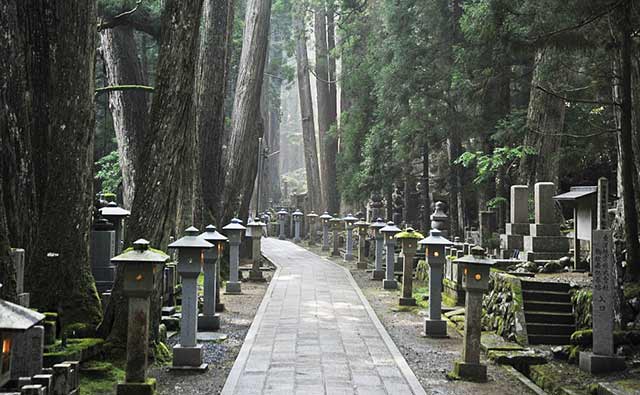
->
[79,360,125,395]
[413,286,430,309]
[44,338,104,357]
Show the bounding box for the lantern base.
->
[294,237,301,243]
[225,281,242,294]
[371,269,385,281]
[357,260,368,270]
[452,361,487,382]
[215,303,225,312]
[198,314,220,331]
[382,279,397,289]
[399,297,416,306]
[579,352,626,374]
[278,235,286,240]
[116,378,156,395]
[249,269,266,282]
[321,245,329,251]
[423,319,448,338]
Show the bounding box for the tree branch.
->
[535,85,620,107]
[98,1,142,31]
[95,85,154,95]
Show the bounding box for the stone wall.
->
[482,272,528,345]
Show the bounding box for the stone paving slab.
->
[221,238,426,395]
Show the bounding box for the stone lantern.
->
[430,201,448,234]
[306,211,319,246]
[99,201,131,254]
[395,228,424,306]
[342,213,358,261]
[380,221,400,288]
[451,246,495,382]
[0,284,45,389]
[246,218,266,282]
[198,225,228,331]
[354,219,370,270]
[168,227,213,371]
[419,229,453,338]
[112,239,168,392]
[329,215,342,257]
[319,212,333,251]
[370,219,387,281]
[222,218,247,294]
[277,209,288,240]
[292,209,304,243]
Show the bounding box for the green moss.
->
[122,246,169,257]
[63,322,95,338]
[623,282,640,300]
[394,230,424,239]
[44,312,59,321]
[44,338,104,357]
[79,360,125,395]
[617,379,640,391]
[571,288,592,330]
[153,341,172,365]
[570,329,592,346]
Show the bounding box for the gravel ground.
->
[149,269,272,395]
[304,244,538,395]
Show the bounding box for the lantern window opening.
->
[1,337,10,373]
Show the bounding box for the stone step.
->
[524,251,570,261]
[522,290,572,304]
[523,236,570,253]
[524,300,573,313]
[526,323,576,336]
[528,334,571,345]
[521,280,571,293]
[524,311,575,325]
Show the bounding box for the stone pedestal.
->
[357,235,368,270]
[198,260,220,331]
[117,379,157,395]
[225,240,242,294]
[173,271,207,370]
[126,297,151,382]
[322,224,330,251]
[293,220,301,243]
[278,219,286,240]
[172,344,207,371]
[454,289,486,382]
[331,230,340,257]
[424,263,447,338]
[399,250,416,306]
[249,234,264,282]
[344,227,354,261]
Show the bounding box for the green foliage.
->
[455,146,535,185]
[95,150,122,194]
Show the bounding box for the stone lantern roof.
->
[199,225,228,243]
[419,229,453,246]
[99,201,131,217]
[0,292,45,331]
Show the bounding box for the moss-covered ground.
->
[79,360,125,395]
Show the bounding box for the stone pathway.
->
[221,238,426,395]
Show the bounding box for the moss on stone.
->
[153,341,172,365]
[63,322,95,338]
[79,360,125,395]
[623,282,640,300]
[44,338,104,358]
[570,329,592,346]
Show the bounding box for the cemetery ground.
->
[300,242,640,395]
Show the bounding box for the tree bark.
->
[294,7,322,212]
[221,0,273,222]
[20,0,102,325]
[314,1,339,213]
[101,0,204,344]
[99,25,149,209]
[519,48,565,187]
[195,0,235,226]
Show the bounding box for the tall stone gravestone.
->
[10,326,44,381]
[500,185,530,256]
[91,219,116,293]
[10,248,29,307]
[523,182,569,261]
[579,178,625,373]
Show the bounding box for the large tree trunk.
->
[195,0,235,226]
[99,25,149,209]
[294,7,322,212]
[519,48,565,187]
[101,0,204,345]
[21,0,102,326]
[314,1,339,213]
[221,0,273,222]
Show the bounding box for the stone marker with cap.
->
[431,201,449,235]
[306,211,319,246]
[500,185,530,254]
[246,218,266,282]
[579,178,625,374]
[380,221,401,287]
[277,209,288,240]
[420,229,453,338]
[370,219,387,281]
[319,212,332,251]
[292,209,303,243]
[168,228,212,371]
[451,246,494,382]
[355,219,370,270]
[198,225,228,331]
[222,219,246,294]
[112,239,168,393]
[99,201,131,255]
[330,216,342,257]
[395,228,423,306]
[343,213,358,261]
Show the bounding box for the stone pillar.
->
[226,238,242,294]
[322,222,330,251]
[500,185,530,256]
[399,249,416,306]
[125,297,151,382]
[454,289,485,379]
[331,226,340,257]
[579,179,625,374]
[279,217,286,240]
[479,211,496,249]
[357,226,368,270]
[344,226,354,261]
[381,240,394,288]
[199,252,220,331]
[293,217,302,243]
[535,182,556,224]
[215,260,224,312]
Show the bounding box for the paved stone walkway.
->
[221,238,426,395]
